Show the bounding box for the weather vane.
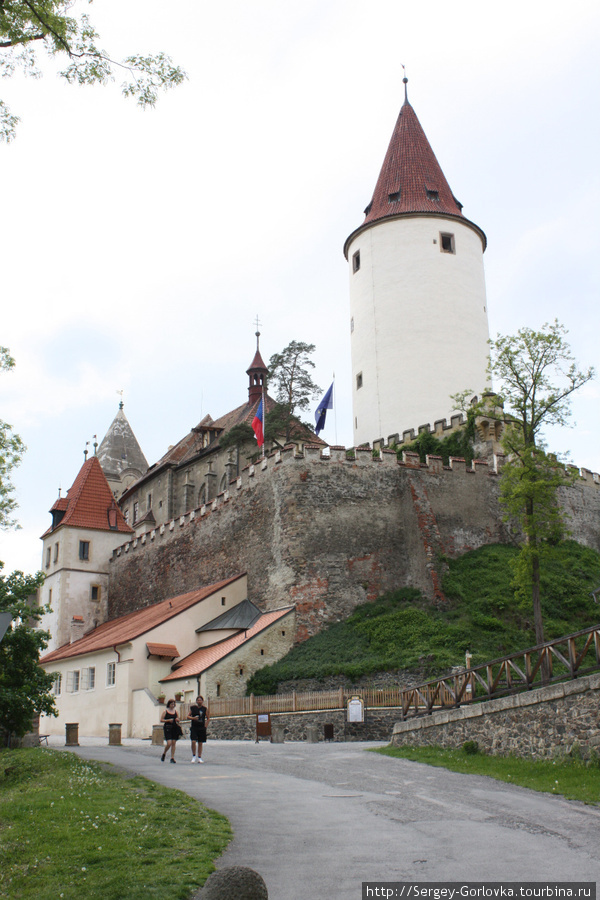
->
[402,64,408,101]
[117,388,124,409]
[254,314,262,350]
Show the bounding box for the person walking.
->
[160,699,181,763]
[188,695,209,763]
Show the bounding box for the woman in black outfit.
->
[160,699,180,763]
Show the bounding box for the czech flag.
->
[252,397,264,447]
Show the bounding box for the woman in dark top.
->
[160,699,181,763]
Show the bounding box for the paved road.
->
[51,737,600,899]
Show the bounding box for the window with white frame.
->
[106,662,116,687]
[53,673,62,695]
[66,670,80,692]
[81,667,96,691]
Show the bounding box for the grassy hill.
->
[247,540,600,695]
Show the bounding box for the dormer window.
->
[426,189,440,202]
[388,190,401,203]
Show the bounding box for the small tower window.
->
[440,232,455,254]
[79,541,90,561]
[91,585,101,602]
[221,597,226,606]
[352,250,361,273]
[356,372,363,390]
[426,189,440,201]
[388,190,401,202]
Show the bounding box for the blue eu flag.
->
[315,383,334,435]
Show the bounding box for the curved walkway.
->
[50,736,600,898]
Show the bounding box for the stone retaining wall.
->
[209,707,400,743]
[391,673,600,759]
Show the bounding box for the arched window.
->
[198,483,206,506]
[219,473,228,493]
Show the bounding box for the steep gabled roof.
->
[39,574,246,664]
[43,456,132,537]
[97,403,148,479]
[161,606,294,681]
[344,96,486,256]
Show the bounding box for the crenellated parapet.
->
[109,442,599,562]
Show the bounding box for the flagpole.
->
[261,383,266,459]
[333,372,337,446]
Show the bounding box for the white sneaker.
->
[190,756,197,763]
[197,757,204,764]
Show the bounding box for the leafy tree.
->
[485,320,594,646]
[1,1,186,141]
[0,347,25,529]
[268,341,321,444]
[0,565,56,746]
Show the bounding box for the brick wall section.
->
[391,673,600,759]
[108,450,600,639]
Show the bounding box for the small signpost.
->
[255,712,272,742]
[347,696,364,723]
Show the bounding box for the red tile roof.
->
[42,456,132,537]
[147,643,179,658]
[39,574,246,664]
[345,99,485,256]
[161,606,294,681]
[364,100,463,224]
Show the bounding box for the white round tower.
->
[344,83,490,447]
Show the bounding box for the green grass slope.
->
[247,540,600,695]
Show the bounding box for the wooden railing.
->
[208,624,600,721]
[397,624,600,720]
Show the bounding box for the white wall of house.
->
[39,576,249,737]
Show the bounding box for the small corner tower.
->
[96,400,149,498]
[344,78,490,447]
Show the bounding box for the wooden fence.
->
[207,624,600,721]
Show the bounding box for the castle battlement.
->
[110,444,599,562]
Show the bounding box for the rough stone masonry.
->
[108,447,600,640]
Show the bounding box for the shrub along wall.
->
[391,673,600,760]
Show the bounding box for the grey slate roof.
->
[97,404,149,479]
[196,598,262,632]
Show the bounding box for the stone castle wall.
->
[107,446,600,640]
[391,672,600,760]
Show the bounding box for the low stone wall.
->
[209,707,400,742]
[391,673,600,760]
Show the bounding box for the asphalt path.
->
[51,737,600,899]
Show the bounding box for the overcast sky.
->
[1,0,599,575]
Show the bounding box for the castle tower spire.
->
[344,83,490,447]
[246,325,268,404]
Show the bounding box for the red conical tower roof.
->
[364,98,464,223]
[344,90,485,256]
[43,456,133,536]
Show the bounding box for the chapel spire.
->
[246,323,268,404]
